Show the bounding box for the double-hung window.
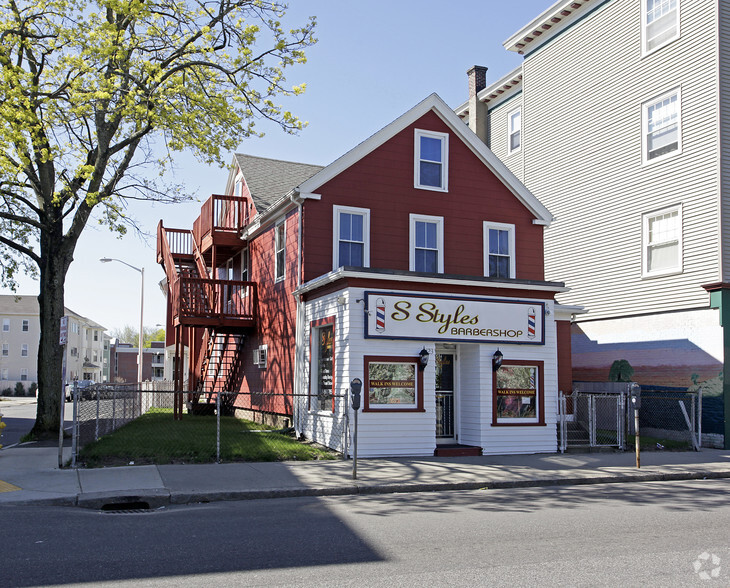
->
[20,368,28,381]
[414,130,448,191]
[643,205,682,277]
[484,222,516,279]
[643,88,681,163]
[508,108,521,154]
[274,220,285,282]
[22,319,28,332]
[21,344,28,357]
[333,206,370,270]
[2,319,9,332]
[643,0,679,54]
[409,214,444,273]
[2,343,8,357]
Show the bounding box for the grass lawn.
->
[78,408,338,467]
[595,429,693,450]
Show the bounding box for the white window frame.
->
[409,214,444,273]
[483,222,516,279]
[508,108,522,155]
[333,205,370,271]
[2,343,8,357]
[21,343,28,357]
[642,205,683,278]
[414,129,448,192]
[274,220,286,282]
[1,368,7,380]
[22,319,28,332]
[642,87,682,165]
[642,0,679,56]
[2,319,9,332]
[240,245,250,296]
[20,368,28,381]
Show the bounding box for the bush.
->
[14,382,25,397]
[2,387,12,397]
[29,382,38,397]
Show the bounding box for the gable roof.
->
[297,93,552,224]
[234,154,323,212]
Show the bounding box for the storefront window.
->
[364,356,424,412]
[310,317,335,412]
[493,360,544,425]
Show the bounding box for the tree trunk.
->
[31,230,70,438]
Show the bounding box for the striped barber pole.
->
[527,307,536,339]
[376,298,386,332]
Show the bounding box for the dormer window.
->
[414,129,448,192]
[643,0,679,55]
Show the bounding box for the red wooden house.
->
[157,93,576,457]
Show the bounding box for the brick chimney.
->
[467,65,488,143]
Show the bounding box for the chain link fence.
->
[559,383,702,452]
[69,383,346,467]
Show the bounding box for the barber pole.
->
[376,298,386,332]
[527,307,536,339]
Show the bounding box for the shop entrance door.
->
[436,352,456,443]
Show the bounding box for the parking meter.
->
[630,383,641,409]
[351,378,362,411]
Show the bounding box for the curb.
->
[69,468,730,509]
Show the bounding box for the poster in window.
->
[496,365,537,420]
[317,325,334,411]
[368,362,417,408]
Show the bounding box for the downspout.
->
[294,197,304,435]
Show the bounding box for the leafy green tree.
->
[0,0,315,437]
[111,325,165,347]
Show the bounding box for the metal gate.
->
[559,388,626,451]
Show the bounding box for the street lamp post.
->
[100,258,144,384]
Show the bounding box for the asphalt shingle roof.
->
[234,154,323,213]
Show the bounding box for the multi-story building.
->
[0,295,107,390]
[108,340,166,383]
[158,94,576,457]
[456,0,729,440]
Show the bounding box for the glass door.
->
[435,352,455,442]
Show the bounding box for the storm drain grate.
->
[100,501,153,514]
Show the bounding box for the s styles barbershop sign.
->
[364,291,545,345]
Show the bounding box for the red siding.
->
[302,110,545,283]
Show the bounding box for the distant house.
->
[456,0,727,400]
[108,340,166,383]
[0,295,108,390]
[158,93,575,457]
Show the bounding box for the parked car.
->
[65,380,96,401]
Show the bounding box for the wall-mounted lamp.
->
[419,348,430,370]
[492,349,503,371]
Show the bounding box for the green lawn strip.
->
[594,429,692,450]
[78,408,337,467]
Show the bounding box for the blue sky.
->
[3,0,557,334]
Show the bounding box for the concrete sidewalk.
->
[2,443,730,508]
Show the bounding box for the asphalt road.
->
[3,478,730,586]
[0,399,72,447]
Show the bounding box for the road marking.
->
[0,479,21,493]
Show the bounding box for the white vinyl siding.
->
[509,0,717,321]
[487,94,524,181]
[643,0,680,55]
[720,1,730,281]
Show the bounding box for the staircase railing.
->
[172,278,257,323]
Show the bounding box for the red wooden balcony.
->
[171,277,257,330]
[193,194,250,257]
